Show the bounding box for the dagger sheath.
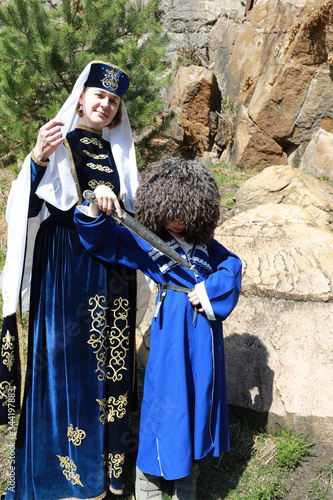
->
[82,190,195,272]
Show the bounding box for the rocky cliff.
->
[162,0,333,180]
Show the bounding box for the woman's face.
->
[78,87,121,130]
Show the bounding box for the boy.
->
[74,156,242,500]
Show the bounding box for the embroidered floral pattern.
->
[86,162,114,174]
[88,296,130,382]
[80,137,104,149]
[105,452,125,479]
[102,69,121,92]
[87,295,108,382]
[57,455,84,487]
[83,150,108,160]
[88,180,114,190]
[1,330,15,372]
[96,392,128,424]
[67,424,86,446]
[106,298,130,382]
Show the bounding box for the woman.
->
[0,61,142,498]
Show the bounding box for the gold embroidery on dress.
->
[105,453,125,479]
[57,455,84,487]
[58,492,107,500]
[106,298,130,382]
[88,180,114,190]
[0,380,15,407]
[80,137,104,149]
[96,391,128,424]
[67,424,86,446]
[86,162,114,174]
[76,124,103,135]
[16,303,26,411]
[87,295,108,381]
[88,296,130,382]
[64,139,83,204]
[83,150,108,160]
[1,330,15,372]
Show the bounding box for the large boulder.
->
[231,108,288,170]
[301,128,333,180]
[233,164,333,230]
[167,65,220,151]
[218,165,333,444]
[220,203,333,301]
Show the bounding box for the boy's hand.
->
[94,185,123,218]
[188,290,204,312]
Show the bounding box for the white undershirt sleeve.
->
[77,205,99,218]
[195,281,216,321]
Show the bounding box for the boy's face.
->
[165,219,185,235]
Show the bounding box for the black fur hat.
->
[135,156,220,245]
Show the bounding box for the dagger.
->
[82,190,196,273]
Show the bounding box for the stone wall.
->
[137,0,244,57]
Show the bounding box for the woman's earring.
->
[79,104,83,112]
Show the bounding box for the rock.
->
[153,0,243,56]
[289,65,333,146]
[230,107,288,170]
[147,0,333,172]
[219,203,333,301]
[206,0,333,170]
[168,65,220,151]
[216,166,333,444]
[133,0,333,446]
[135,163,333,444]
[233,164,333,231]
[223,296,333,443]
[247,63,318,141]
[301,128,333,180]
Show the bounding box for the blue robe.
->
[74,209,242,481]
[2,126,137,499]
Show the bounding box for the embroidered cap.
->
[84,61,130,99]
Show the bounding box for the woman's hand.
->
[33,119,65,162]
[187,290,204,312]
[94,185,123,218]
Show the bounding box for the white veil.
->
[0,61,140,317]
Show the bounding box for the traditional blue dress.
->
[3,126,137,499]
[74,210,242,481]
